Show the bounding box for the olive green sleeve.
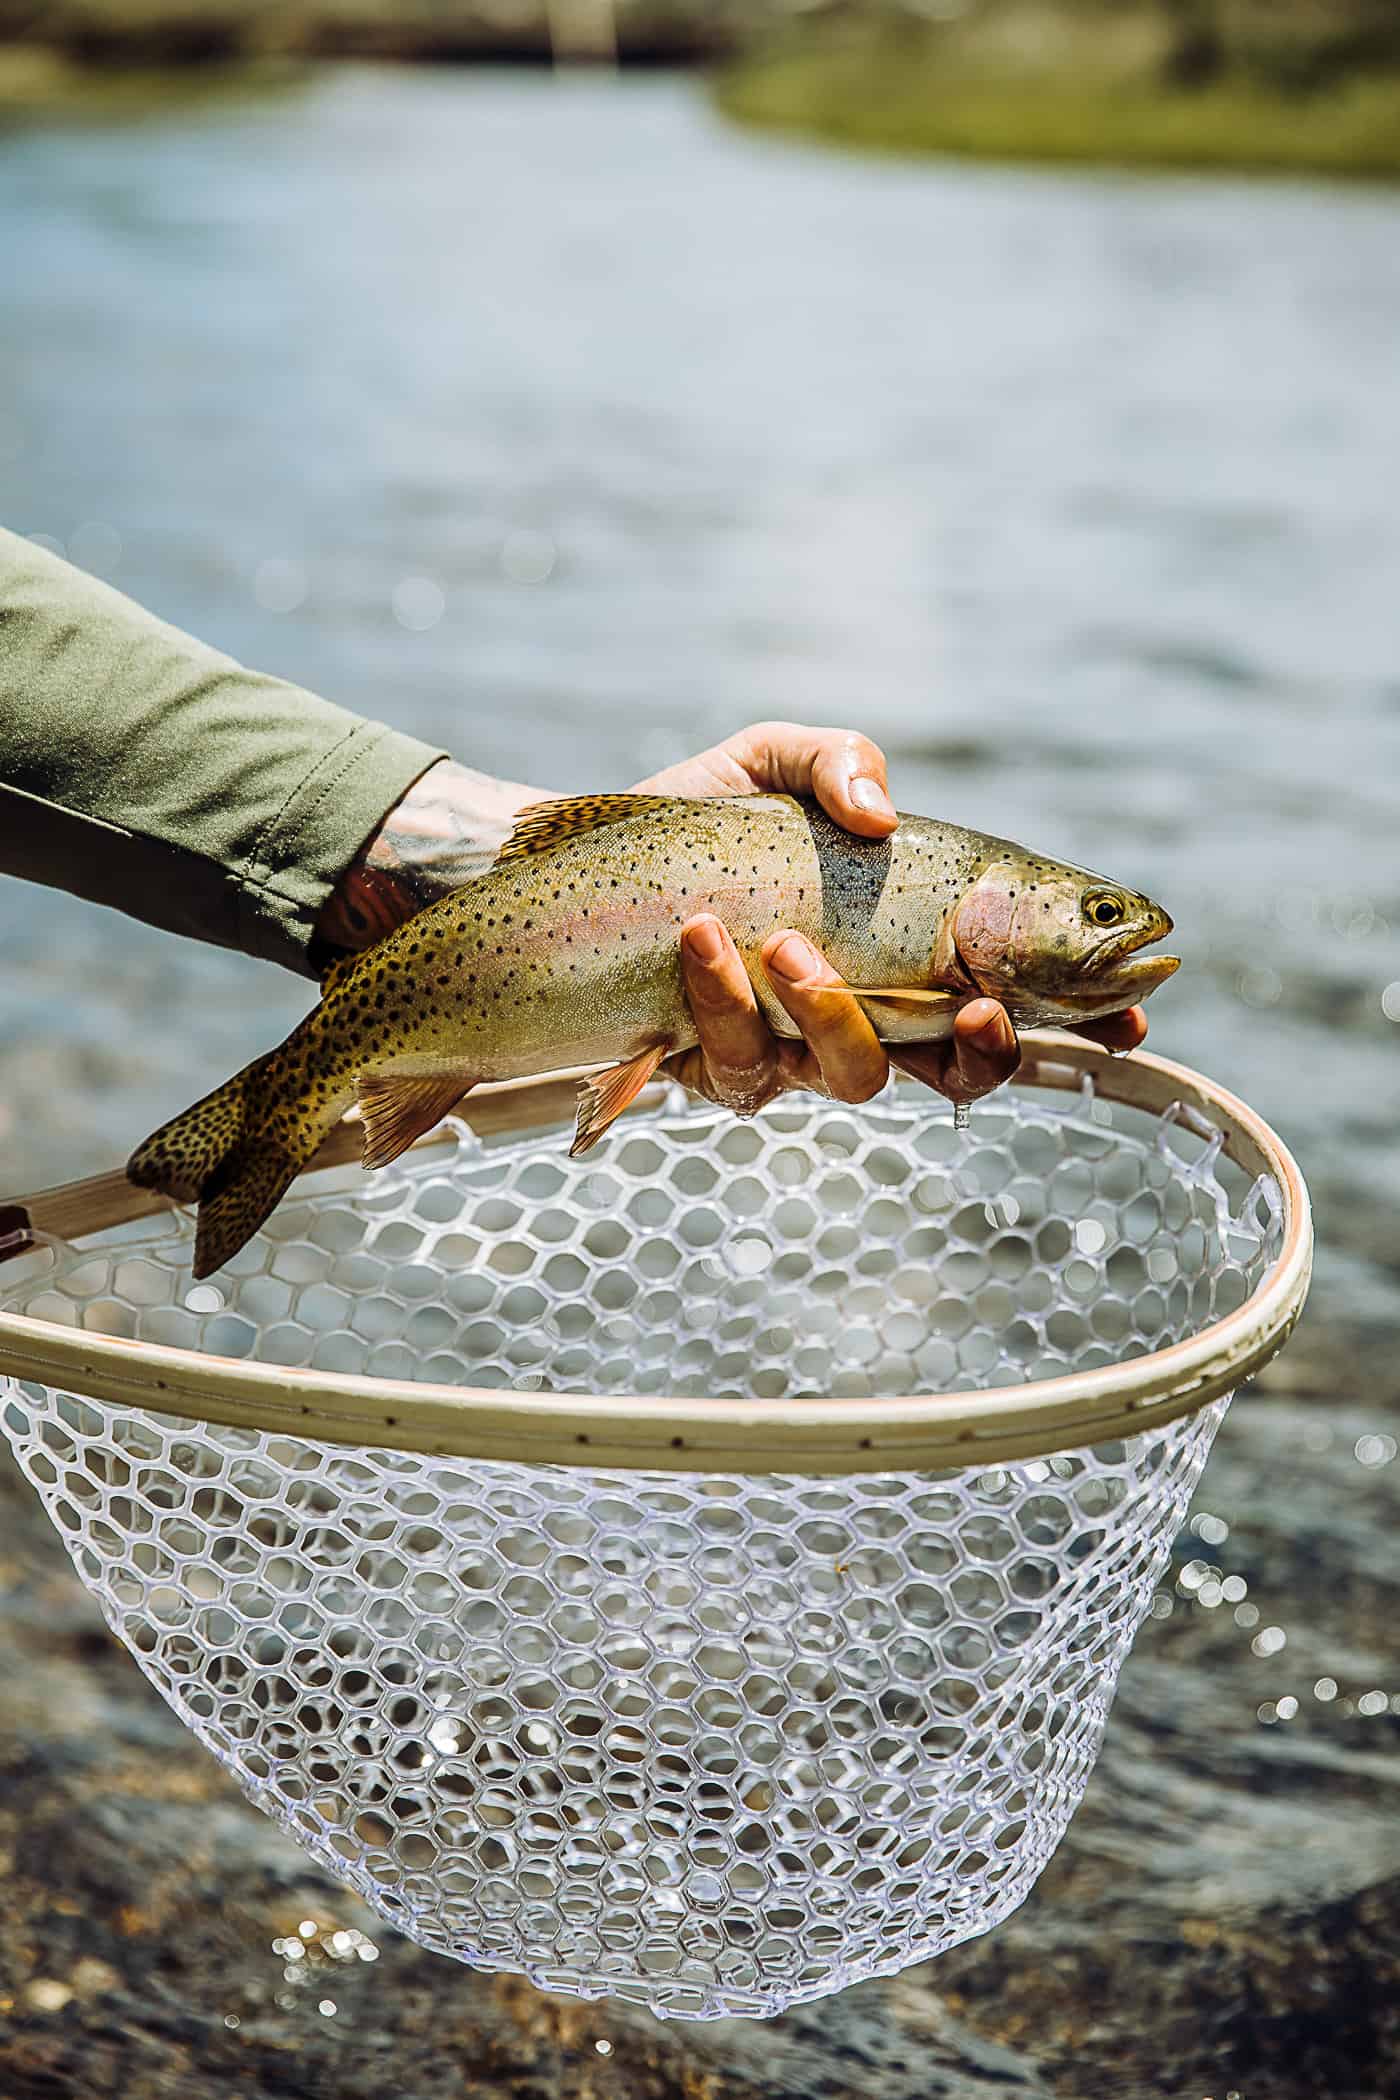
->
[0,527,447,976]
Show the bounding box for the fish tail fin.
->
[128,1027,336,1280]
[189,1138,316,1283]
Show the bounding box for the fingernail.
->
[849,776,894,818]
[684,918,726,965]
[767,933,816,983]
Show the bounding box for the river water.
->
[1,64,1398,2097]
[2,68,1397,1295]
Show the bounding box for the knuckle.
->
[843,728,885,769]
[687,968,742,1014]
[744,718,805,742]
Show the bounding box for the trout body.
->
[129,794,1178,1277]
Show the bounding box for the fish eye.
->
[1086,894,1126,928]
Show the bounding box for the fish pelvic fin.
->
[494,793,682,866]
[356,1072,476,1171]
[128,1025,341,1280]
[571,1043,670,1157]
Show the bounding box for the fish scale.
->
[128,793,1177,1278]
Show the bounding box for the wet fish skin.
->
[128,793,1177,1277]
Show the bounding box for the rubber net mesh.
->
[1,1081,1282,2017]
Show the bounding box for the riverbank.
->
[6,3,1400,181]
[1,1,748,85]
[714,14,1400,183]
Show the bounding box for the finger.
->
[1072,1006,1149,1053]
[884,1000,1021,1105]
[807,730,897,836]
[762,931,889,1104]
[949,998,1022,1101]
[734,722,897,837]
[675,915,778,1111]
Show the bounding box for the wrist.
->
[315,758,556,954]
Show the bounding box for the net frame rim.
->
[0,1036,1311,1476]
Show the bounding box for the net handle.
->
[0,1037,1312,1475]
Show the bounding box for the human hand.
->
[632,721,1147,1114]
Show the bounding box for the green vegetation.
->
[0,46,305,122]
[713,8,1400,182]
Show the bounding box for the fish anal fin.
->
[571,1043,670,1158]
[357,1073,476,1171]
[495,793,681,866]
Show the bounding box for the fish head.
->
[951,857,1179,1025]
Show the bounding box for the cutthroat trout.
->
[129,794,1178,1277]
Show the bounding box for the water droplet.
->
[1236,967,1282,1009]
[392,575,446,631]
[727,1232,773,1278]
[502,529,556,584]
[253,558,307,613]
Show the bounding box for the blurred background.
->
[1,7,1398,2098]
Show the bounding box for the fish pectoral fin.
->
[571,1043,670,1158]
[798,984,965,1020]
[356,1072,476,1171]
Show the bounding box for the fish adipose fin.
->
[128,1048,335,1282]
[571,1043,670,1157]
[356,1073,476,1171]
[495,793,681,865]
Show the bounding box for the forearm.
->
[315,759,558,954]
[0,527,445,975]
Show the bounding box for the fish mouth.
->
[1079,914,1179,1002]
[1087,951,1181,1000]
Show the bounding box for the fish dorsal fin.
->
[319,950,360,998]
[494,793,680,866]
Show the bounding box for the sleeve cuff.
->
[235,722,447,975]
